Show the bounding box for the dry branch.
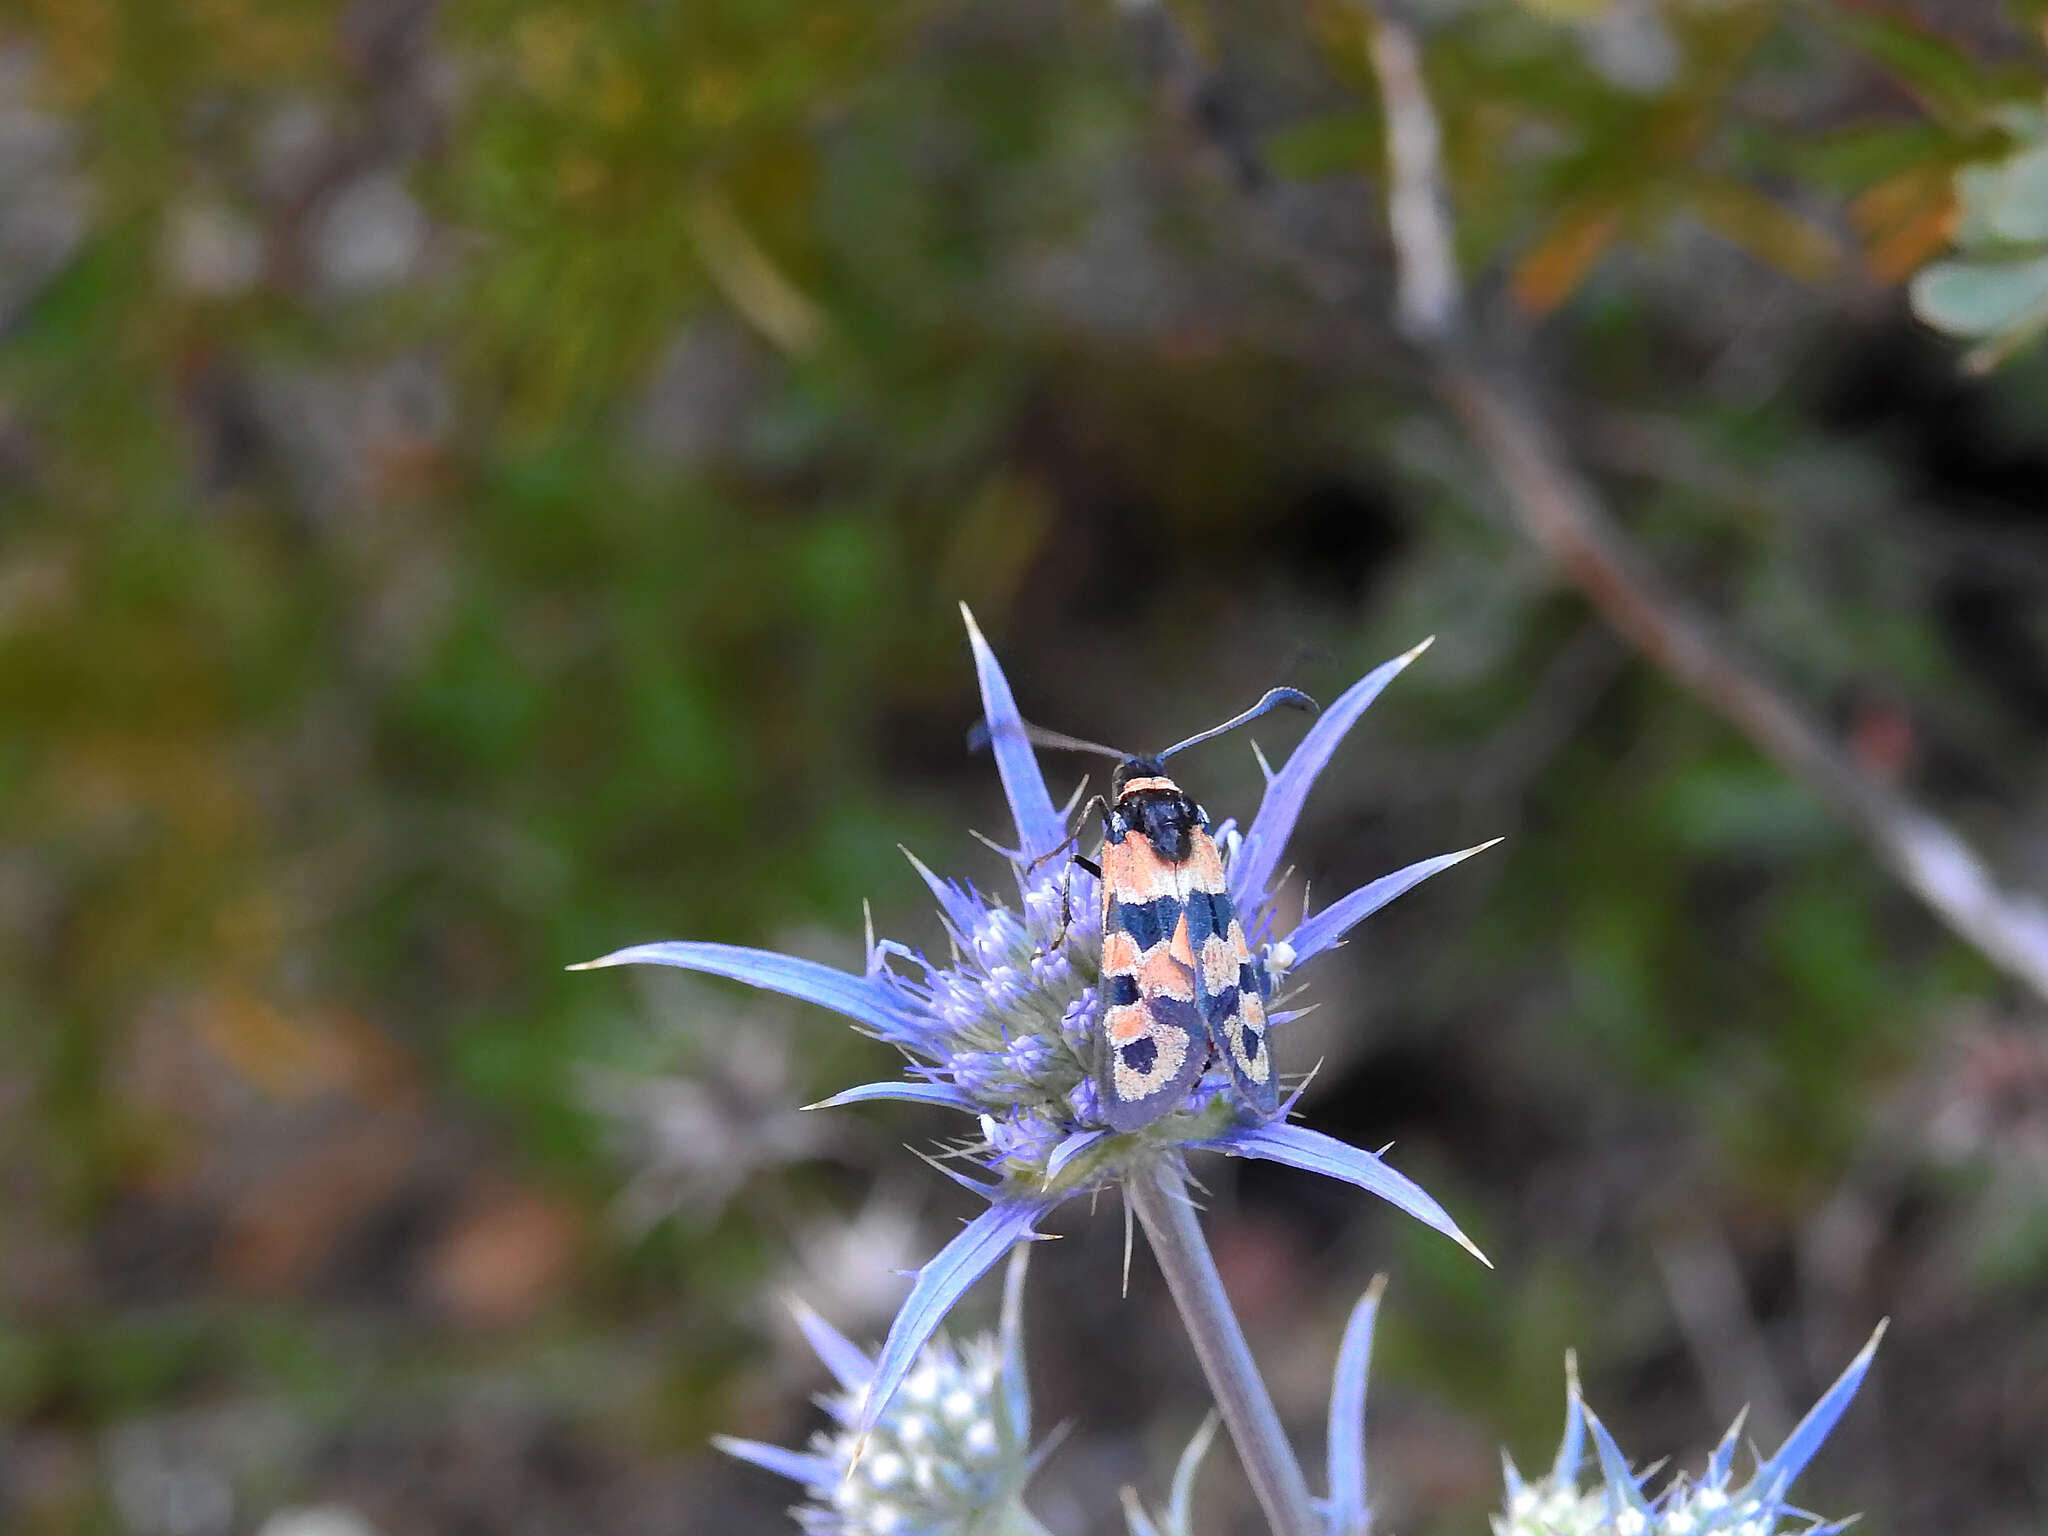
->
[1121,0,2048,1006]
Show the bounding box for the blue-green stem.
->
[1129,1154,1319,1536]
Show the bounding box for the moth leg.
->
[1042,853,1103,956]
[1022,795,1108,879]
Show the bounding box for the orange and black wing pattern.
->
[1181,829,1278,1119]
[1094,830,1208,1131]
[1179,835,1269,1114]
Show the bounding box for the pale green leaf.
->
[1909,256,2048,337]
[1984,143,2048,243]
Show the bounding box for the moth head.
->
[1111,756,1174,800]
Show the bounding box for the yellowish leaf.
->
[1851,166,1958,284]
[1690,177,1844,284]
[688,187,829,357]
[1515,0,1616,18]
[1512,202,1623,315]
[1867,198,1960,284]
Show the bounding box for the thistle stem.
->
[1129,1154,1319,1536]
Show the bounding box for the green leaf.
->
[1689,176,1843,283]
[1987,100,2048,142]
[1266,110,1382,180]
[1794,119,1949,192]
[1954,161,2016,247]
[1831,11,1996,134]
[1984,143,2048,243]
[1909,255,2048,337]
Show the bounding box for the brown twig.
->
[1350,3,2048,1005]
[1121,0,2048,1006]
[1363,9,1460,344]
[1425,356,2048,1002]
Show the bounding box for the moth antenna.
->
[1157,687,1319,761]
[968,716,1131,761]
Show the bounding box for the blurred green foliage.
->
[2,0,2046,1532]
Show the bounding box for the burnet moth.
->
[981,686,1318,1131]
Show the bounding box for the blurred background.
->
[3,0,2046,1531]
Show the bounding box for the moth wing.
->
[1095,892,1206,1132]
[1184,872,1279,1119]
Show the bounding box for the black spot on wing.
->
[1106,973,1141,1007]
[1097,993,1211,1132]
[1147,994,1208,1038]
[1113,897,1176,952]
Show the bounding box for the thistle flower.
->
[716,1250,1050,1536]
[1496,1324,1888,1536]
[576,605,1495,1434]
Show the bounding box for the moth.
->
[993,688,1318,1131]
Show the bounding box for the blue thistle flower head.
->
[1120,1282,1882,1536]
[717,1250,1045,1536]
[577,606,1497,1434]
[1497,1324,1888,1536]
